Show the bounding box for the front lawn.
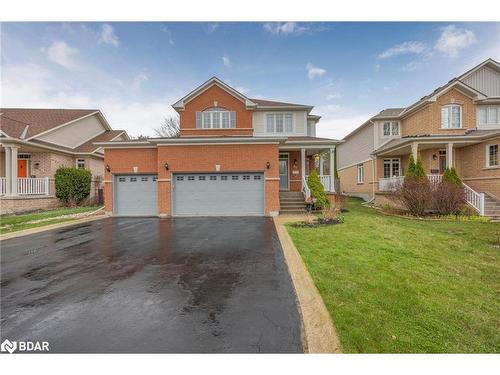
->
[287,198,500,353]
[0,206,102,235]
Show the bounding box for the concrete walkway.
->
[274,215,342,353]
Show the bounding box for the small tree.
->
[407,154,417,177]
[307,170,329,209]
[55,167,92,205]
[432,167,465,215]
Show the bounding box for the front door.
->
[17,160,27,178]
[279,154,289,191]
[439,151,446,174]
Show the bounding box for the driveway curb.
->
[0,215,107,241]
[273,216,342,354]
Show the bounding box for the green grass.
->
[0,206,101,235]
[286,198,500,353]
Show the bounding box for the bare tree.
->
[154,115,180,138]
[132,134,149,140]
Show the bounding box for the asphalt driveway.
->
[0,217,302,353]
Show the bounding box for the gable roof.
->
[172,77,314,112]
[342,108,405,140]
[0,108,109,139]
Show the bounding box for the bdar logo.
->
[1,339,17,354]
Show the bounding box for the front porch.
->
[374,140,486,215]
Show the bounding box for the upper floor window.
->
[266,113,293,133]
[441,105,462,129]
[383,121,399,136]
[478,106,499,126]
[487,144,499,168]
[196,108,236,129]
[76,159,85,169]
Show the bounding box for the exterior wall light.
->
[106,164,111,172]
[164,162,169,171]
[266,162,271,169]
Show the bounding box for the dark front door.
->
[279,154,289,190]
[439,151,447,174]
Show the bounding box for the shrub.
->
[307,170,329,209]
[432,168,465,215]
[55,167,92,205]
[396,154,431,216]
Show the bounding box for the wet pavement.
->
[0,217,302,353]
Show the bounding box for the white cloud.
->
[402,61,419,72]
[98,24,119,47]
[326,92,342,100]
[314,105,373,140]
[263,22,308,36]
[306,63,326,80]
[377,41,427,59]
[222,54,232,68]
[207,23,219,33]
[434,25,477,57]
[131,71,149,90]
[160,25,174,45]
[46,41,79,70]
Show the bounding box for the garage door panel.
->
[173,173,264,216]
[114,175,158,216]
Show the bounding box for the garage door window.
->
[188,176,195,181]
[254,175,261,180]
[210,176,217,180]
[221,176,228,181]
[177,176,184,181]
[141,177,148,181]
[130,177,137,182]
[232,176,239,180]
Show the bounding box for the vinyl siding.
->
[253,110,307,136]
[37,115,106,148]
[462,66,500,97]
[337,123,374,170]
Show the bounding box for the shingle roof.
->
[251,98,311,108]
[0,108,99,139]
[75,130,127,153]
[372,108,405,119]
[286,136,337,142]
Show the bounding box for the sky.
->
[1,22,499,139]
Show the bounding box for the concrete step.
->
[280,209,307,214]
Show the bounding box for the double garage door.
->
[113,172,264,216]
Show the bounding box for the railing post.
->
[479,193,485,216]
[45,177,50,195]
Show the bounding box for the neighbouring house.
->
[337,58,500,219]
[96,77,340,217]
[0,109,128,214]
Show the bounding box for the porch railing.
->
[305,174,335,192]
[301,175,311,201]
[379,174,443,192]
[1,177,50,196]
[427,174,443,184]
[463,183,485,215]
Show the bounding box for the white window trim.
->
[265,113,295,134]
[357,164,364,184]
[383,158,401,178]
[197,108,236,129]
[76,158,86,169]
[381,121,400,137]
[486,144,499,168]
[478,106,500,128]
[440,104,463,129]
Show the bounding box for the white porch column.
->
[301,148,306,189]
[411,142,418,161]
[4,145,12,195]
[446,143,454,168]
[319,153,324,176]
[10,145,18,195]
[329,147,335,192]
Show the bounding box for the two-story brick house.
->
[97,77,340,217]
[337,58,500,218]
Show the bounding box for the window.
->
[153,177,158,182]
[265,113,294,133]
[254,175,261,180]
[176,176,184,181]
[196,108,236,129]
[141,177,148,181]
[383,122,399,136]
[210,175,217,180]
[76,159,85,169]
[357,164,364,184]
[487,144,499,167]
[188,176,195,181]
[478,106,500,126]
[232,175,239,180]
[383,158,401,178]
[441,105,462,129]
[221,175,228,181]
[118,177,126,182]
[199,176,206,180]
[243,175,250,180]
[130,177,137,182]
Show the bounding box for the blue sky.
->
[1,22,499,138]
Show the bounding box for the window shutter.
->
[230,111,236,128]
[196,111,202,128]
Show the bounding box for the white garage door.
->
[172,173,264,216]
[114,174,158,216]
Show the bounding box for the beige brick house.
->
[337,58,500,218]
[0,109,128,214]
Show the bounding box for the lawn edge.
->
[0,214,107,241]
[273,215,342,354]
